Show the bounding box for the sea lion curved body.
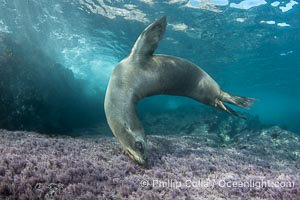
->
[104,16,254,166]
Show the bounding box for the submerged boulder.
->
[0,34,102,133]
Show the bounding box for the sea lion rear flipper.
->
[215,100,247,119]
[225,105,247,119]
[220,91,255,108]
[130,16,167,58]
[216,91,255,119]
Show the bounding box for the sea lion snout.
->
[120,127,148,166]
[125,139,148,166]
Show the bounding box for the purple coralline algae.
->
[0,109,299,199]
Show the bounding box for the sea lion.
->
[104,16,254,166]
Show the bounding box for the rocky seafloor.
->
[0,109,300,199]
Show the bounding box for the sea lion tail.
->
[216,91,255,119]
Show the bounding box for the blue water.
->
[0,0,299,133]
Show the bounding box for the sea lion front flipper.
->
[130,16,167,58]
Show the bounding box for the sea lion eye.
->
[135,141,143,151]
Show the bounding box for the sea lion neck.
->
[105,83,140,130]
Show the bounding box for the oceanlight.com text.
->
[140,178,295,189]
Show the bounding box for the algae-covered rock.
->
[0,126,299,199]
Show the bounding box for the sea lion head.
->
[116,123,148,166]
